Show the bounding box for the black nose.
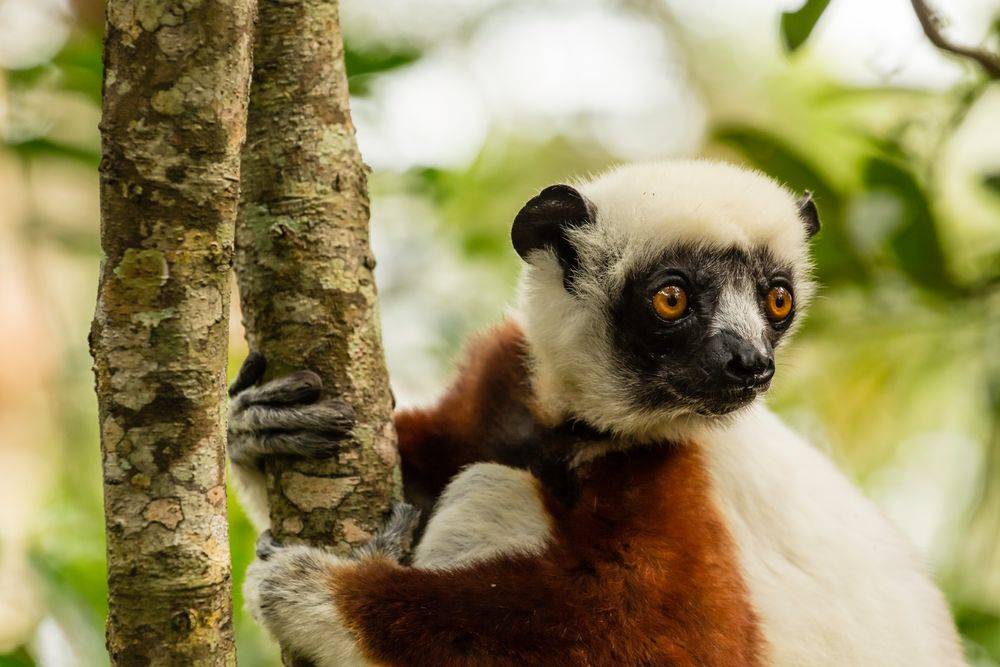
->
[724,344,775,388]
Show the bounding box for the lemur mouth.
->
[693,387,762,416]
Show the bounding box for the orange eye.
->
[652,285,688,321]
[766,286,793,321]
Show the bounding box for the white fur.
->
[520,159,815,441]
[413,463,552,569]
[705,404,965,666]
[230,461,270,530]
[575,160,812,268]
[712,278,768,347]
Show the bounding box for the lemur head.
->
[512,160,819,442]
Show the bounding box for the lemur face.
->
[610,243,798,416]
[513,160,819,440]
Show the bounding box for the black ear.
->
[798,191,820,238]
[511,184,592,279]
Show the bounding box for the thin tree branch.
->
[235,4,400,663]
[910,0,1000,79]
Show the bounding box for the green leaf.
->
[781,0,833,52]
[5,65,51,89]
[983,173,1000,197]
[7,31,103,105]
[343,44,421,96]
[0,648,36,667]
[955,605,1000,663]
[862,157,956,293]
[5,137,100,167]
[52,32,104,104]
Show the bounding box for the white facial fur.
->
[711,275,769,355]
[517,159,816,441]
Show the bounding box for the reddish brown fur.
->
[332,443,762,666]
[395,320,538,514]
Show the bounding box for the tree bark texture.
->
[235,0,399,553]
[92,1,254,664]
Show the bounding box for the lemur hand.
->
[227,353,356,468]
[252,502,419,565]
[244,534,350,661]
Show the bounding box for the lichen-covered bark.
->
[91,1,254,664]
[235,0,398,569]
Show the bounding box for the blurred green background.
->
[0,0,998,664]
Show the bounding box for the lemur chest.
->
[700,410,965,667]
[554,445,762,659]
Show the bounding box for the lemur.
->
[228,161,966,666]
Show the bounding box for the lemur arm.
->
[246,545,582,667]
[243,460,570,667]
[228,321,535,528]
[395,320,536,517]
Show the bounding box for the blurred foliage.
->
[1,0,998,665]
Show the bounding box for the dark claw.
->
[229,352,267,397]
[256,529,281,560]
[322,399,356,435]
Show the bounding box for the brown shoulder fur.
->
[394,320,536,515]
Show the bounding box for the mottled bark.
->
[235,0,398,565]
[91,1,255,665]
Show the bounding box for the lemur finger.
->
[256,529,281,561]
[356,502,422,562]
[228,399,356,436]
[385,501,422,545]
[228,429,345,466]
[230,370,324,413]
[229,352,267,398]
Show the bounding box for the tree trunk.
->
[91,1,255,664]
[235,0,398,560]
